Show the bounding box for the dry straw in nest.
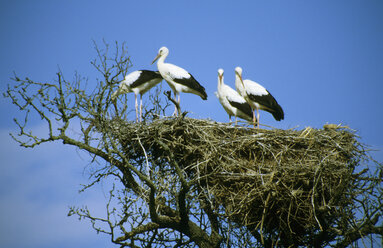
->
[110,117,360,243]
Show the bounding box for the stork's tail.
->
[201,90,208,100]
[271,103,284,121]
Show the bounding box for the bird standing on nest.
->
[151,46,207,116]
[215,68,253,125]
[112,70,163,122]
[235,67,284,128]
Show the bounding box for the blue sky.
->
[1,1,383,247]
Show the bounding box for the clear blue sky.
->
[1,1,382,247]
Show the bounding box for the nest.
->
[109,117,359,244]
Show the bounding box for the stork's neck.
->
[235,74,241,91]
[218,76,224,90]
[157,53,168,66]
[235,74,246,97]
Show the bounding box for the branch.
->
[155,139,190,224]
[335,217,383,248]
[164,91,181,116]
[153,138,222,247]
[115,222,160,243]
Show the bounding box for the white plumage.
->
[151,46,207,115]
[215,69,253,124]
[235,67,284,128]
[111,70,163,122]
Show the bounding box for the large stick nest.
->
[108,117,360,243]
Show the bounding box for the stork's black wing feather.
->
[129,70,163,89]
[228,99,253,118]
[173,73,207,100]
[248,91,284,121]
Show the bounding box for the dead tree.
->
[4,41,383,248]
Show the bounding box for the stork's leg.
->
[173,92,178,116]
[252,110,256,128]
[139,94,143,122]
[256,106,260,129]
[177,94,181,116]
[135,94,139,122]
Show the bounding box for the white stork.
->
[235,67,284,128]
[151,46,207,115]
[215,68,253,125]
[111,70,163,122]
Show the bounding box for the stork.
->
[235,67,284,128]
[151,46,207,115]
[111,70,163,122]
[215,68,253,125]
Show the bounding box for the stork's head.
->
[158,46,169,56]
[235,66,244,85]
[235,66,243,76]
[218,68,224,84]
[151,46,169,64]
